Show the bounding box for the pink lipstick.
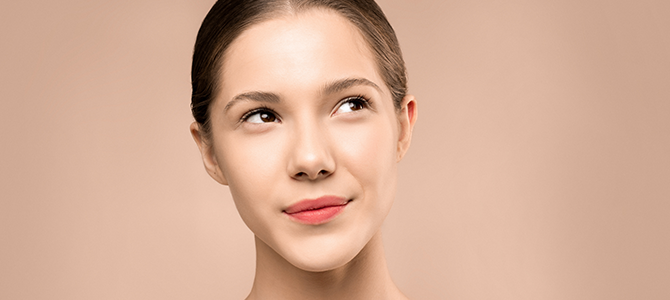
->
[284,196,350,225]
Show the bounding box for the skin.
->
[191,8,417,300]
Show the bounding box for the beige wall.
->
[1,0,668,299]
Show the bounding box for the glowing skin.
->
[191,8,417,300]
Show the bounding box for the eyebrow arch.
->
[224,91,281,113]
[322,77,382,96]
[223,77,382,113]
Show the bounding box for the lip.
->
[283,195,350,225]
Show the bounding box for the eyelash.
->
[239,95,372,123]
[240,105,278,123]
[334,95,372,114]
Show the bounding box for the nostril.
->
[293,170,331,180]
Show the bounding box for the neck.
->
[246,231,407,300]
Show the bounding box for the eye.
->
[334,96,369,115]
[242,109,279,124]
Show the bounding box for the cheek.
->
[330,116,399,257]
[214,131,287,225]
[333,116,399,200]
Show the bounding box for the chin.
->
[288,248,356,272]
[275,230,370,273]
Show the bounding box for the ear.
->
[190,122,228,185]
[396,95,418,162]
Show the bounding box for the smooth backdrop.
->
[1,0,669,299]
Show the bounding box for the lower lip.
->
[285,203,348,225]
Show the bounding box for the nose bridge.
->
[289,116,335,180]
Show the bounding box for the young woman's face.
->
[192,9,416,272]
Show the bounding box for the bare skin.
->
[190,8,417,299]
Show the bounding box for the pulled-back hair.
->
[191,0,407,138]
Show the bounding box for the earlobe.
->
[189,122,228,185]
[396,95,418,162]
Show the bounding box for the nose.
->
[288,123,335,181]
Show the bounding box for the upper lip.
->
[283,195,350,214]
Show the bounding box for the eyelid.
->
[239,105,280,124]
[332,95,372,115]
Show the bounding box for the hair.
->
[191,0,407,139]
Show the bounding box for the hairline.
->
[194,1,407,140]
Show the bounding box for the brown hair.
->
[191,0,407,139]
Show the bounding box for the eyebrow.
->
[322,77,383,96]
[223,77,382,113]
[223,91,280,113]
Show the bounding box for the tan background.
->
[1,0,669,299]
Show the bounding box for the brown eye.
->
[260,112,276,122]
[335,97,369,115]
[347,101,364,111]
[245,110,279,123]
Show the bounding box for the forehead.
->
[217,8,386,101]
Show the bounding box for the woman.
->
[189,0,417,298]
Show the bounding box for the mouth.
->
[283,195,351,225]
